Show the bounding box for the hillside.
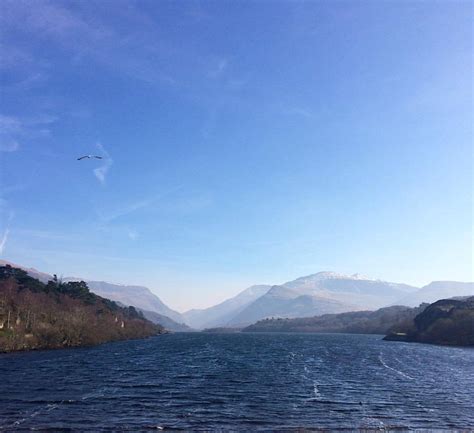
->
[0,261,187,331]
[0,259,52,283]
[384,297,474,346]
[243,304,424,334]
[0,265,165,353]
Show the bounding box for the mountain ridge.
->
[2,260,472,330]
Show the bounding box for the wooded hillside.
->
[0,265,165,352]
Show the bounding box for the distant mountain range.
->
[184,272,421,328]
[1,260,472,330]
[395,281,474,307]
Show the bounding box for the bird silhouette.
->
[77,155,103,161]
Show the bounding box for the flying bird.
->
[77,155,103,161]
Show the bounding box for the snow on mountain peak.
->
[292,271,374,283]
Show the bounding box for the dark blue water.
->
[1,333,473,431]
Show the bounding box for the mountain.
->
[0,265,164,353]
[226,272,418,326]
[183,272,419,329]
[228,285,357,326]
[384,297,474,346]
[243,304,425,334]
[281,272,418,309]
[395,281,474,307]
[182,284,271,329]
[77,280,186,325]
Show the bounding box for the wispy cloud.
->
[15,228,77,242]
[97,185,184,224]
[0,43,48,92]
[0,0,110,46]
[128,229,139,241]
[0,139,19,153]
[0,211,14,256]
[1,1,176,88]
[208,58,228,79]
[0,228,9,255]
[0,114,57,152]
[281,105,316,119]
[93,142,113,185]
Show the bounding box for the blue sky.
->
[0,0,472,311]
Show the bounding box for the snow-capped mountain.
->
[188,272,419,328]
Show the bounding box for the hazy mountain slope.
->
[112,301,192,332]
[138,309,193,332]
[83,280,185,324]
[395,282,474,307]
[183,284,271,329]
[228,272,418,326]
[228,285,358,326]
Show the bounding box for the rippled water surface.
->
[1,333,473,431]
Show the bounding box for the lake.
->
[0,333,473,431]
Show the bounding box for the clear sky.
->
[0,0,472,311]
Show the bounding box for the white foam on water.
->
[313,380,322,400]
[378,353,414,380]
[7,400,65,428]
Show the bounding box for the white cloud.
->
[93,142,113,185]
